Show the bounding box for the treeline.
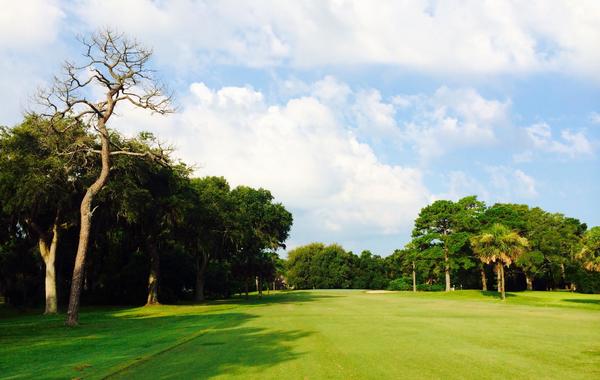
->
[0,116,292,311]
[286,196,600,294]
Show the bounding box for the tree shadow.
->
[479,291,516,299]
[0,291,327,378]
[108,325,311,379]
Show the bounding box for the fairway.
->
[1,290,599,379]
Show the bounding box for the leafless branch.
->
[35,28,174,134]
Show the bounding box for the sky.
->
[1,0,599,256]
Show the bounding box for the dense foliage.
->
[0,117,292,308]
[286,197,600,293]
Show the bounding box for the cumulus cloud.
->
[525,122,594,158]
[68,0,600,78]
[0,1,64,50]
[439,166,538,203]
[400,87,510,160]
[109,81,431,247]
[0,0,66,125]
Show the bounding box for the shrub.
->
[416,283,444,292]
[387,277,412,291]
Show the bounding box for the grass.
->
[1,290,599,379]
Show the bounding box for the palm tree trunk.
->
[500,264,506,300]
[444,246,451,291]
[496,263,501,293]
[480,264,487,291]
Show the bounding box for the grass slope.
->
[1,290,599,379]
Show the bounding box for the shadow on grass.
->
[107,324,311,379]
[0,291,325,379]
[479,291,516,299]
[562,299,600,306]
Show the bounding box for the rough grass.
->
[1,290,599,379]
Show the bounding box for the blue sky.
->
[1,1,599,256]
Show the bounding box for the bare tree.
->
[38,29,173,326]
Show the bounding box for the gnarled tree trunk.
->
[146,239,160,305]
[525,274,533,291]
[38,222,59,314]
[194,251,208,302]
[66,123,111,326]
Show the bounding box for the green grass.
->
[1,290,599,379]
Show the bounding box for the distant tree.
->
[38,29,173,325]
[352,251,388,289]
[470,224,529,300]
[412,196,485,291]
[577,227,600,272]
[286,243,324,289]
[229,186,292,297]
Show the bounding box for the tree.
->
[229,186,292,297]
[38,29,173,325]
[0,116,89,314]
[286,243,323,289]
[104,133,188,305]
[577,227,600,272]
[470,224,529,300]
[188,176,233,302]
[412,196,485,291]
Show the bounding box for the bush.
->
[416,283,444,292]
[573,269,600,294]
[387,277,412,291]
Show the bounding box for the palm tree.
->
[470,224,529,300]
[577,227,600,272]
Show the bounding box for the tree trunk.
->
[496,263,501,293]
[244,279,249,299]
[444,247,451,291]
[412,261,417,292]
[146,240,160,305]
[194,252,208,302]
[256,276,263,298]
[66,122,111,326]
[500,264,506,300]
[480,265,487,291]
[38,222,59,314]
[525,274,533,291]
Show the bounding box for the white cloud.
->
[438,166,538,202]
[590,112,600,124]
[526,122,594,158]
[353,89,399,140]
[109,81,431,246]
[69,0,600,78]
[512,150,534,163]
[0,0,66,125]
[486,166,538,199]
[0,0,64,50]
[401,87,509,160]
